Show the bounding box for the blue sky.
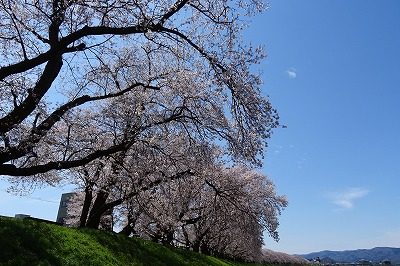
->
[254,0,400,254]
[1,0,399,255]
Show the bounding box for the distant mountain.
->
[300,247,400,264]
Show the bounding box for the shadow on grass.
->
[0,217,61,266]
[86,229,189,266]
[87,229,244,266]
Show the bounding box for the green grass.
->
[0,216,267,266]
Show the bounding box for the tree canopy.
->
[0,0,278,178]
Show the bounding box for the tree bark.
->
[79,185,93,227]
[85,190,109,229]
[0,55,63,134]
[119,213,138,236]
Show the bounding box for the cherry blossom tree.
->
[261,249,309,265]
[119,164,287,261]
[64,137,287,261]
[0,1,287,261]
[0,0,278,179]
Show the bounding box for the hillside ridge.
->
[301,247,400,264]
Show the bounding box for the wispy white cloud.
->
[330,187,369,209]
[286,68,297,79]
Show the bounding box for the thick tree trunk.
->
[79,185,93,227]
[200,242,211,255]
[162,230,174,246]
[119,223,134,236]
[192,228,209,253]
[151,232,162,243]
[192,240,201,253]
[181,226,191,249]
[119,214,137,236]
[192,245,200,253]
[85,190,109,229]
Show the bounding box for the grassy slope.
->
[0,217,266,266]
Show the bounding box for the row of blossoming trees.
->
[0,0,287,262]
